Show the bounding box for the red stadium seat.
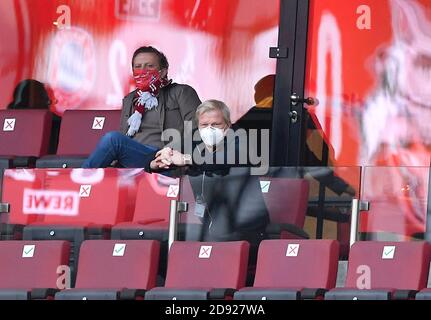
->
[5,168,130,226]
[261,178,310,239]
[111,172,179,241]
[8,168,130,284]
[111,174,202,239]
[234,240,339,300]
[145,241,249,300]
[55,240,160,300]
[110,174,198,284]
[0,240,69,299]
[325,241,431,300]
[36,110,120,168]
[0,110,52,168]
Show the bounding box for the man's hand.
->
[156,147,174,166]
[153,147,190,168]
[150,147,178,171]
[150,157,171,171]
[169,150,187,166]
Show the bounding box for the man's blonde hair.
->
[195,99,231,127]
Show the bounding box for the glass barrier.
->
[0,169,4,223]
[1,166,429,250]
[0,168,178,228]
[178,166,361,259]
[360,166,430,241]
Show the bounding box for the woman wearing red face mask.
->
[83,46,201,169]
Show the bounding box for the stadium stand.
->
[0,108,54,240]
[325,241,431,300]
[0,110,52,169]
[55,240,160,300]
[145,241,249,300]
[0,240,69,299]
[36,110,121,168]
[260,178,310,239]
[234,239,339,300]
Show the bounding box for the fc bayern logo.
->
[47,27,96,114]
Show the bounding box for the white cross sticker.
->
[79,185,92,198]
[3,118,16,131]
[382,246,396,260]
[260,181,271,193]
[167,185,179,198]
[22,245,35,258]
[92,117,105,130]
[286,244,300,257]
[113,244,126,257]
[199,246,212,259]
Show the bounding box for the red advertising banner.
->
[306,0,431,167]
[0,0,279,122]
[304,0,431,238]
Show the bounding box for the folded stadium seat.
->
[145,241,249,300]
[55,240,160,300]
[0,175,23,240]
[260,178,310,239]
[403,249,431,300]
[0,240,70,299]
[111,174,202,285]
[36,110,121,168]
[0,110,52,169]
[234,240,339,300]
[1,169,48,240]
[8,168,134,284]
[23,225,110,287]
[111,173,179,241]
[0,109,52,239]
[325,241,431,300]
[111,174,201,240]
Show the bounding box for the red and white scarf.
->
[127,69,172,136]
[133,68,171,112]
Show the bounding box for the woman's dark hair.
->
[132,46,169,70]
[7,79,51,110]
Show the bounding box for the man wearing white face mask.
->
[151,101,268,254]
[199,125,226,149]
[150,99,239,171]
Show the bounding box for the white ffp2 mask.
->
[199,126,225,146]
